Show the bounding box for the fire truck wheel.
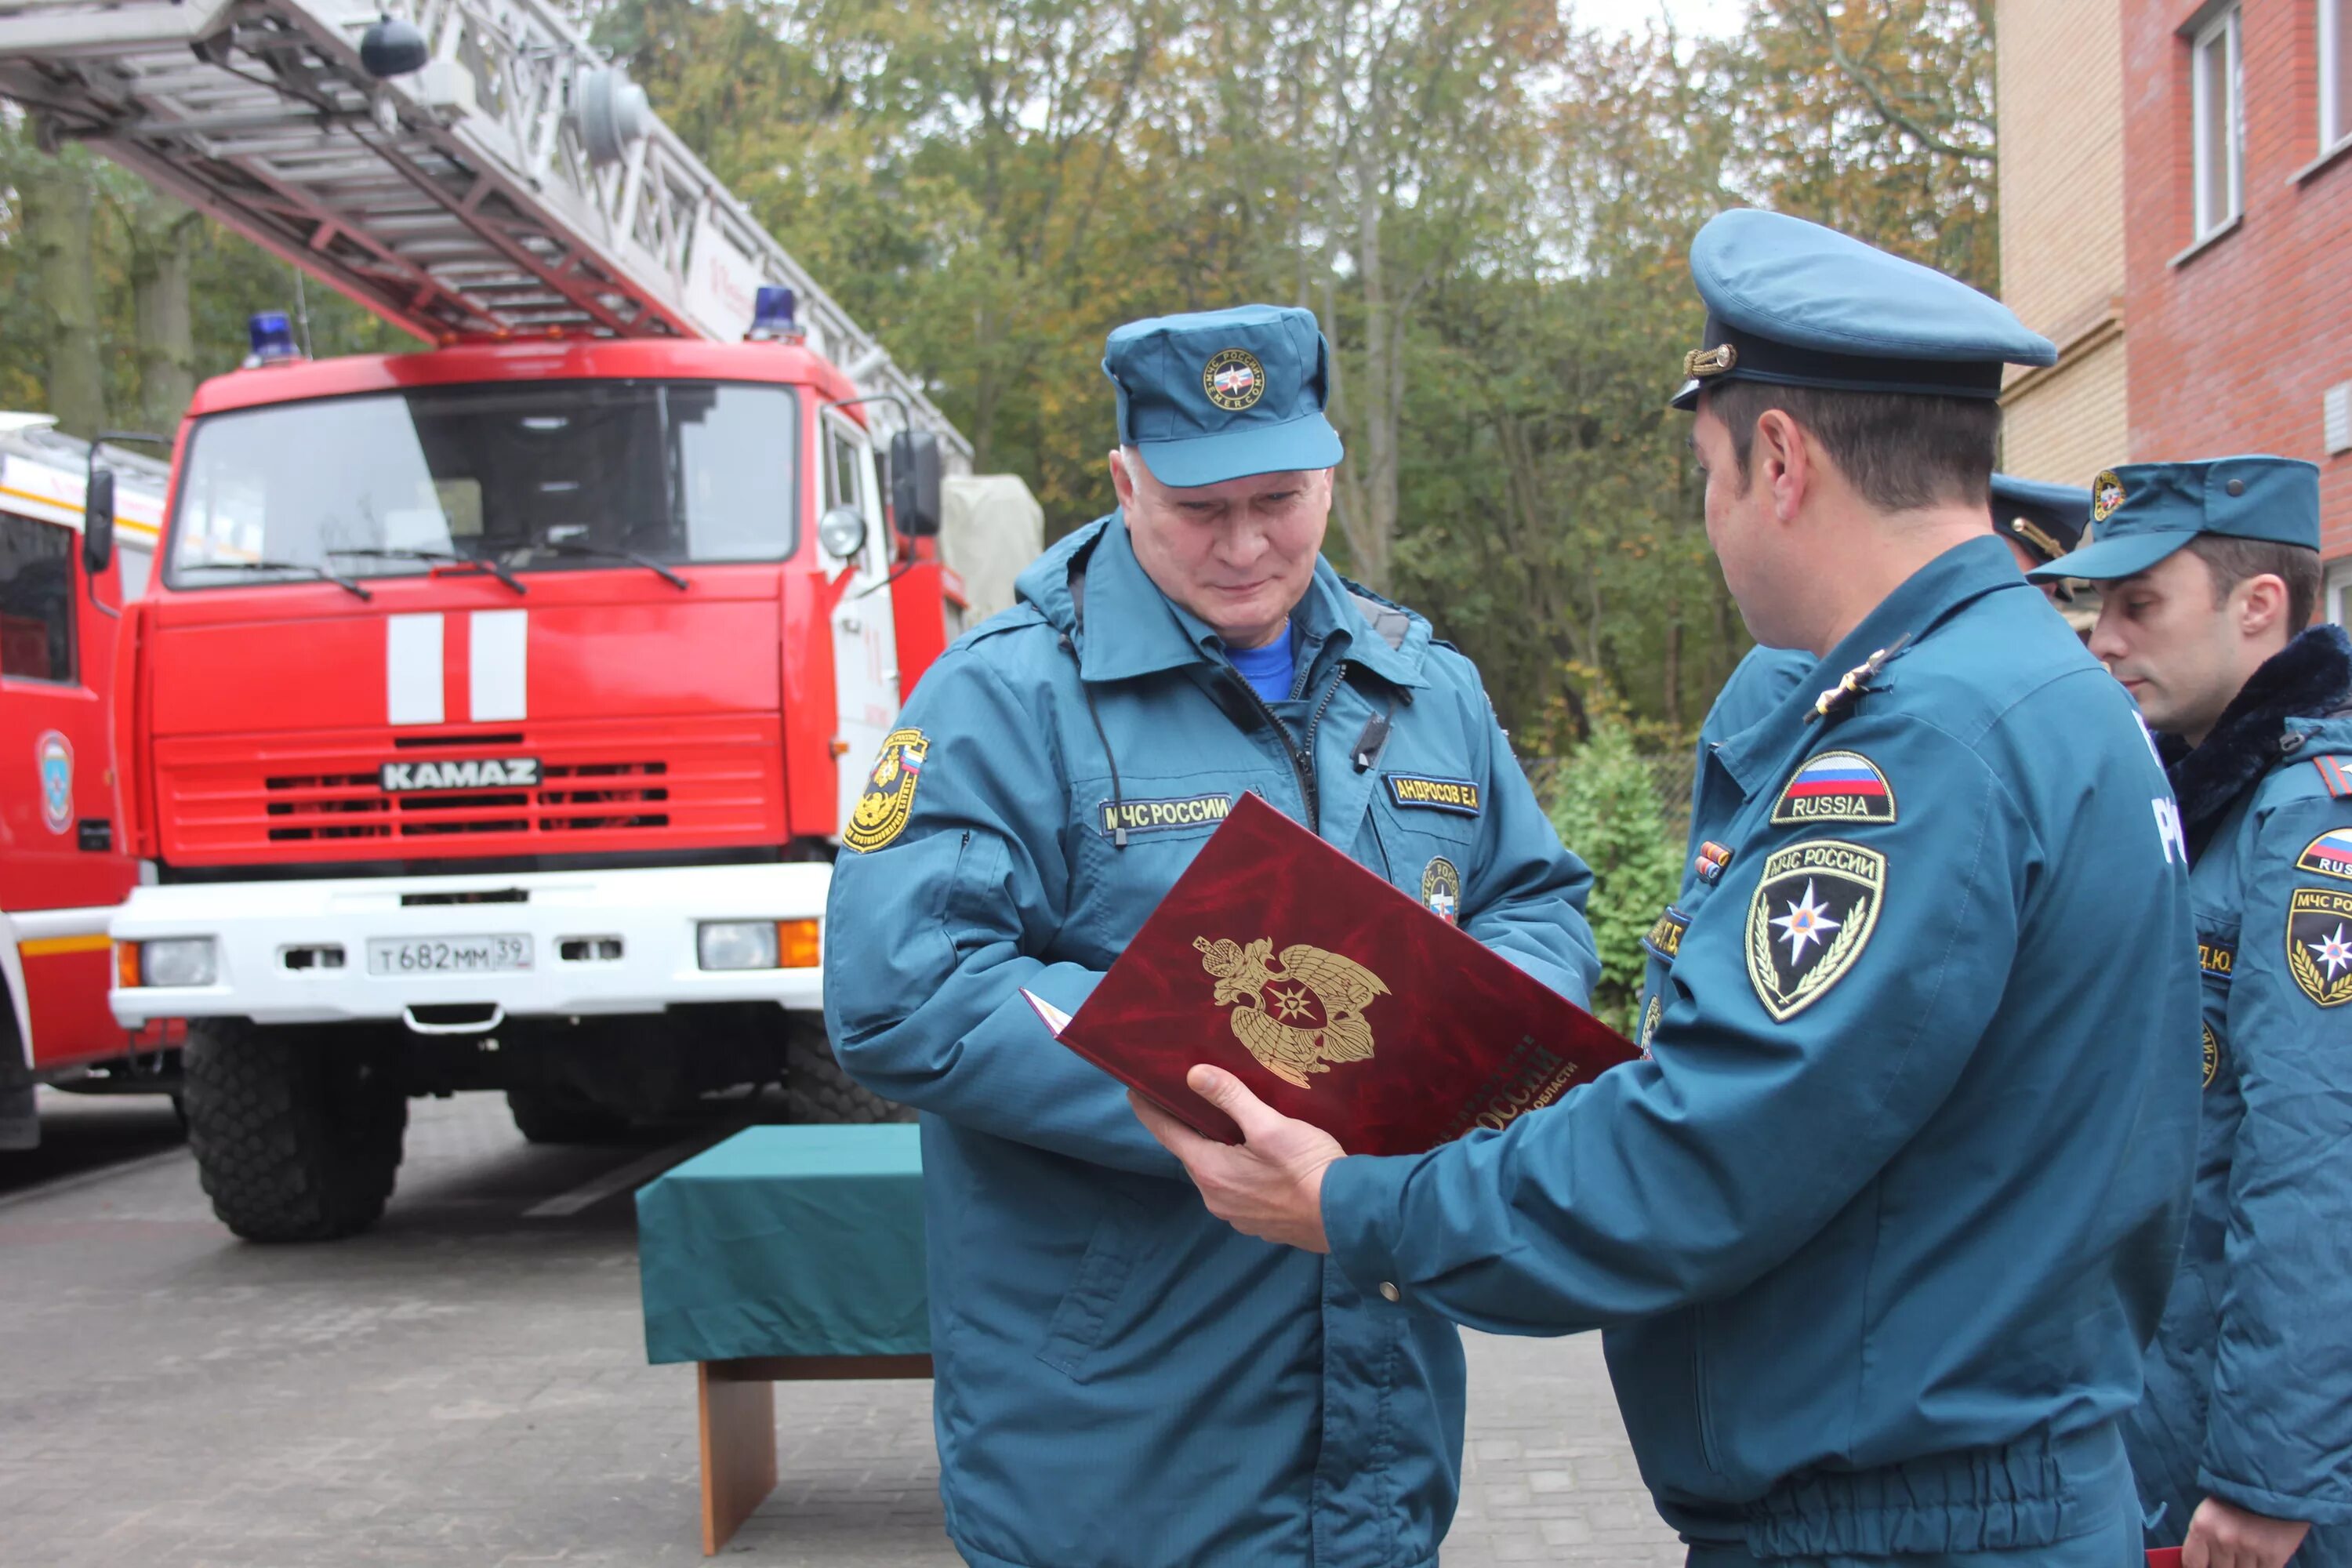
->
[181,1019,407,1243]
[506,1086,631,1144]
[785,1030,914,1125]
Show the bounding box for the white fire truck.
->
[0,0,1038,1236]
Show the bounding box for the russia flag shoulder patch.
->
[1771,749,1896,826]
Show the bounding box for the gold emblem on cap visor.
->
[1203,347,1267,412]
[2092,470,2126,523]
[1682,344,1738,379]
[2008,516,2064,562]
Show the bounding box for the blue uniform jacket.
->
[1323,537,2201,1561]
[2128,625,2352,1559]
[822,514,1599,1568]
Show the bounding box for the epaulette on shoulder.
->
[1336,575,1421,653]
[2317,753,2351,799]
[959,603,1051,648]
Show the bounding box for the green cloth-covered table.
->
[633,1123,931,1553]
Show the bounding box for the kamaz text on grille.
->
[379,757,542,793]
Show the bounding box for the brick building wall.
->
[2122,0,2352,615]
[1995,0,2129,490]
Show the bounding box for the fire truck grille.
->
[156,717,783,864]
[260,759,674,840]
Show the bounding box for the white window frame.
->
[2325,0,2352,154]
[2329,557,2352,630]
[2191,7,2244,241]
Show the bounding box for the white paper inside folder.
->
[1020,989,1073,1038]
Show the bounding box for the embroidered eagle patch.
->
[1744,839,1886,1021]
[844,728,928,852]
[1772,750,1896,826]
[2287,886,2352,1007]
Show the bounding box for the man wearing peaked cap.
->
[2031,458,2352,1568]
[1700,469,2099,788]
[1991,471,2090,578]
[1138,211,2202,1568]
[822,303,1599,1567]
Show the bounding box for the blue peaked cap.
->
[1104,304,1344,488]
[1991,473,2092,566]
[1672,209,2056,410]
[2027,457,2323,583]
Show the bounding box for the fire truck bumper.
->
[107,862,834,1029]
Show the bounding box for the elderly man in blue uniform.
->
[1134,212,2202,1566]
[2029,459,2352,1568]
[822,303,1599,1568]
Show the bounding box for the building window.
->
[0,511,77,684]
[2192,7,2244,238]
[2331,558,2352,630]
[2325,0,2352,150]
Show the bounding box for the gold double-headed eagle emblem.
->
[1194,935,1388,1089]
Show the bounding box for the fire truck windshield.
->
[165,379,800,589]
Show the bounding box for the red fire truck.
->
[0,417,171,1150]
[0,0,1025,1236]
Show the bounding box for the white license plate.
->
[366,935,532,975]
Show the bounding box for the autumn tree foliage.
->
[0,0,1998,736]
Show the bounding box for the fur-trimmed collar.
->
[2163,623,2352,838]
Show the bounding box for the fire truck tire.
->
[506,1087,631,1144]
[786,1032,914,1125]
[182,1019,407,1243]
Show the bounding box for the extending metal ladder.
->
[0,0,969,459]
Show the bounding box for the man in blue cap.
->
[822,303,1599,1567]
[2028,459,2352,1568]
[1136,212,2202,1566]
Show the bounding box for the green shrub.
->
[1541,713,1684,1029]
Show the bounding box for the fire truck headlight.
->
[133,938,219,988]
[698,921,780,971]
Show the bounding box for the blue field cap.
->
[2027,457,2323,583]
[1103,304,1344,488]
[1991,473,2092,567]
[1672,210,2056,410]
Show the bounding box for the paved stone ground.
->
[0,1090,1682,1566]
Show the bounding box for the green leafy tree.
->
[1541,700,1683,1028]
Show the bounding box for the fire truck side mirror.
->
[890,430,943,539]
[82,466,116,575]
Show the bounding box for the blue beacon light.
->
[746,285,803,343]
[245,311,305,367]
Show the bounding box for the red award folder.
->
[2145,1552,2181,1567]
[1025,791,1637,1156]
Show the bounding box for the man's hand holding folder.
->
[1018,793,1636,1240]
[1129,1068,1345,1253]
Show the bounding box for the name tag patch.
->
[1642,906,1690,963]
[2198,939,2235,979]
[1770,750,1896,826]
[1385,774,1482,816]
[1098,793,1234,837]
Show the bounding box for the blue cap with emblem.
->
[2026,456,2322,583]
[1671,209,2056,412]
[1990,473,2091,568]
[1103,303,1345,488]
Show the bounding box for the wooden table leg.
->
[698,1360,778,1555]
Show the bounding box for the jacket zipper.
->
[1229,664,1347,835]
